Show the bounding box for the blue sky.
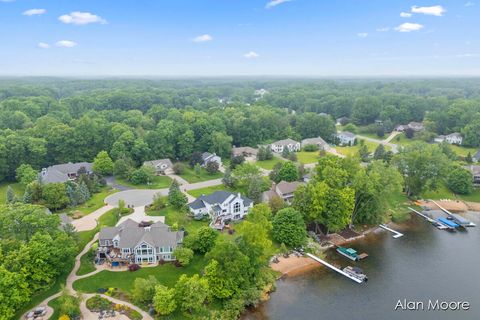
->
[0,0,479,76]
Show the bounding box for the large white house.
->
[188,191,253,229]
[98,219,184,264]
[270,138,301,153]
[335,132,356,146]
[435,133,463,145]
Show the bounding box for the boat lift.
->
[379,224,404,238]
[431,200,476,227]
[306,253,363,284]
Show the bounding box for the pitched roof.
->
[271,138,300,146]
[99,218,183,249]
[143,159,173,169]
[232,146,258,157]
[301,137,327,146]
[337,131,355,138]
[40,162,93,183]
[188,191,252,210]
[201,152,214,161]
[276,181,302,195]
[446,132,462,138]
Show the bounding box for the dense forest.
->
[0,77,479,183]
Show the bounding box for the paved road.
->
[72,205,114,232]
[117,206,166,225]
[356,133,399,154]
[105,189,168,207]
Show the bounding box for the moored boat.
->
[336,247,359,261]
[343,266,368,282]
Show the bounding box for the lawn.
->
[335,140,380,157]
[256,157,284,170]
[147,207,208,234]
[47,297,62,320]
[115,175,172,189]
[449,145,478,157]
[178,165,224,183]
[422,183,480,203]
[0,182,25,204]
[187,184,246,199]
[77,248,96,276]
[296,151,320,164]
[386,192,412,222]
[73,255,208,293]
[62,187,117,218]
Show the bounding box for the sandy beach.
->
[270,255,321,277]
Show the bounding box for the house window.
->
[234,214,240,220]
[113,240,119,247]
[233,202,241,213]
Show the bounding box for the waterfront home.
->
[335,132,356,146]
[270,138,301,153]
[98,219,184,264]
[143,158,173,175]
[464,165,480,187]
[201,152,222,167]
[262,181,303,204]
[301,137,329,150]
[188,191,253,229]
[40,162,93,184]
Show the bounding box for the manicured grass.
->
[449,145,478,157]
[47,297,61,320]
[77,248,96,276]
[335,140,379,157]
[115,175,172,189]
[393,133,417,147]
[0,182,25,204]
[73,255,208,293]
[63,187,117,218]
[296,151,320,164]
[386,192,412,223]
[256,157,284,170]
[178,165,224,183]
[147,207,208,234]
[422,183,480,203]
[187,184,246,199]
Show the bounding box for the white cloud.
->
[411,5,446,16]
[23,8,46,16]
[266,0,291,9]
[376,27,390,32]
[400,12,412,18]
[55,40,77,48]
[37,42,50,49]
[357,32,368,38]
[58,12,107,25]
[395,22,424,32]
[192,34,213,43]
[244,51,259,59]
[465,1,475,6]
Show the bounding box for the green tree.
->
[0,265,29,320]
[113,157,133,179]
[357,144,369,162]
[168,179,188,210]
[132,276,158,305]
[15,163,37,186]
[153,285,176,316]
[247,175,264,203]
[392,142,449,196]
[187,226,218,254]
[175,274,209,314]
[272,208,307,248]
[206,161,219,174]
[92,151,114,175]
[373,144,386,160]
[277,161,298,182]
[173,247,194,266]
[6,185,16,204]
[42,183,69,210]
[446,167,473,195]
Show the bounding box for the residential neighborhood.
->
[40,162,93,184]
[270,138,301,153]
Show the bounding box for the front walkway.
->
[117,206,166,225]
[72,205,114,232]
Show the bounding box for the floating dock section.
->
[437,217,459,229]
[408,207,435,223]
[306,253,363,284]
[379,224,404,238]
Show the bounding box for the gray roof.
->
[189,190,252,210]
[40,162,93,183]
[337,131,356,139]
[99,219,183,249]
[301,137,327,146]
[446,132,462,138]
[143,159,173,170]
[271,138,300,146]
[201,152,213,161]
[276,181,302,195]
[232,146,258,157]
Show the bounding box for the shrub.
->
[172,162,185,174]
[173,247,194,266]
[128,264,141,272]
[303,144,319,152]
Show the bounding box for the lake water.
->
[244,212,480,320]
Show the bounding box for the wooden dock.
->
[379,224,404,238]
[306,253,364,284]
